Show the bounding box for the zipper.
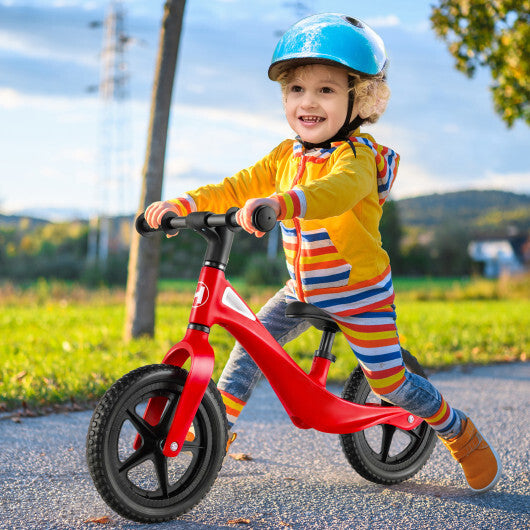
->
[291,156,307,302]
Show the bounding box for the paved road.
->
[0,362,528,530]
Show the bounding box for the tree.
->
[124,0,187,339]
[431,0,530,127]
[430,221,473,276]
[380,199,403,272]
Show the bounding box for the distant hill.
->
[2,190,529,236]
[0,213,50,228]
[396,190,530,234]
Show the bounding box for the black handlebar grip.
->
[135,213,158,236]
[251,205,277,233]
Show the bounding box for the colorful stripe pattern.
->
[349,136,400,205]
[334,305,407,395]
[334,305,458,435]
[219,390,246,428]
[169,193,197,215]
[424,397,457,434]
[277,188,307,220]
[281,222,394,316]
[281,224,353,291]
[293,140,335,163]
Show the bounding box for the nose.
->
[300,91,317,109]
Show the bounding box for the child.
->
[145,13,501,493]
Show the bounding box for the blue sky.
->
[1,0,529,219]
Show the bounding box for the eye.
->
[321,86,335,94]
[289,85,303,93]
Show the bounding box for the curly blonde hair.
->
[277,63,390,127]
[350,73,390,124]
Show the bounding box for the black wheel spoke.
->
[158,394,180,433]
[380,424,396,462]
[118,446,152,475]
[126,408,158,440]
[182,439,204,454]
[154,452,169,498]
[404,426,422,441]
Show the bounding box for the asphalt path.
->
[0,362,528,530]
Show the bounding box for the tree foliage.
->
[431,0,530,127]
[380,199,403,271]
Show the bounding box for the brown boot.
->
[439,417,502,492]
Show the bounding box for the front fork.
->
[135,327,215,458]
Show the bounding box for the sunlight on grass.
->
[1,276,528,411]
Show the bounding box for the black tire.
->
[340,349,437,485]
[86,364,228,523]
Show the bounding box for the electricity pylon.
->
[88,0,132,266]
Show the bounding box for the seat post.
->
[317,329,337,360]
[308,328,337,387]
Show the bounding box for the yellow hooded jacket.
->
[171,132,399,316]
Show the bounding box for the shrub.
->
[243,254,290,286]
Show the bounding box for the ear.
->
[350,99,364,119]
[357,97,379,120]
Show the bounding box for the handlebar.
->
[135,205,278,237]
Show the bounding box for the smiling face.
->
[283,64,350,145]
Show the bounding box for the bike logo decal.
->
[193,282,209,307]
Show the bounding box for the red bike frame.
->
[141,263,423,458]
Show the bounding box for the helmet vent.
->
[343,16,364,28]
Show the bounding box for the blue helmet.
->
[268,13,387,81]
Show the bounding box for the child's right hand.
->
[144,201,181,237]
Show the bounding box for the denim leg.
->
[382,371,466,439]
[217,286,311,403]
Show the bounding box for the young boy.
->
[145,13,501,493]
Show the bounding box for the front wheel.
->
[340,349,437,485]
[86,364,228,523]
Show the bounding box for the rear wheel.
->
[86,364,228,523]
[340,349,437,484]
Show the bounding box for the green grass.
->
[0,278,528,412]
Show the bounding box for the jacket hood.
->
[349,135,399,205]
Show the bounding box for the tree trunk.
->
[124,0,186,340]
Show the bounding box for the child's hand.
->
[144,201,181,237]
[236,197,281,238]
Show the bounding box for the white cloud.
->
[0,87,24,109]
[173,103,290,137]
[59,147,96,164]
[480,171,530,194]
[0,86,98,111]
[391,161,440,199]
[365,15,401,28]
[442,123,461,134]
[0,30,96,66]
[165,158,194,177]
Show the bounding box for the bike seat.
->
[285,302,340,333]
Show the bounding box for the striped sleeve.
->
[275,187,307,220]
[168,193,197,215]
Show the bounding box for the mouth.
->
[298,115,325,124]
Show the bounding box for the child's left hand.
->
[236,197,281,238]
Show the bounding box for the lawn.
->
[0,278,528,411]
